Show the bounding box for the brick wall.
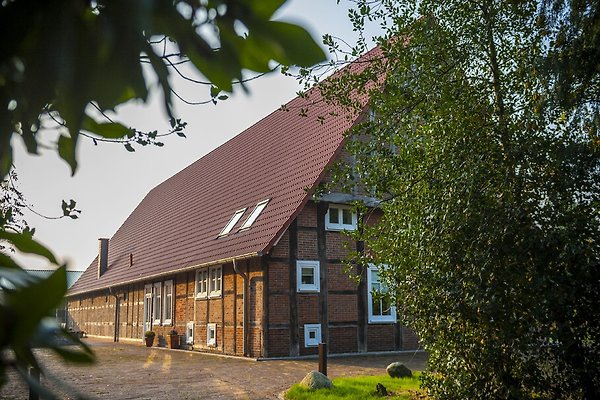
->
[265,200,421,357]
[67,257,265,357]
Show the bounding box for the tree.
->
[318,1,599,398]
[0,0,325,396]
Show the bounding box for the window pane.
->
[301,267,314,285]
[329,208,339,224]
[342,209,353,225]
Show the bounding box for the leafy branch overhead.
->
[313,0,598,399]
[0,0,326,177]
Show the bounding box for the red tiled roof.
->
[68,46,382,295]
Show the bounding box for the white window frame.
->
[208,266,222,298]
[304,324,322,347]
[219,208,246,236]
[152,282,162,325]
[296,260,320,293]
[240,199,270,230]
[367,265,397,323]
[186,321,194,345]
[195,269,208,299]
[207,323,217,347]
[325,204,357,231]
[163,280,173,325]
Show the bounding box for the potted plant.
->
[144,331,156,347]
[167,329,180,349]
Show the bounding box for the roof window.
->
[240,199,269,230]
[219,208,246,236]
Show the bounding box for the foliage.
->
[318,0,599,399]
[285,374,422,400]
[0,0,326,397]
[0,0,325,177]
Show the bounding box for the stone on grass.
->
[386,362,412,378]
[300,371,332,390]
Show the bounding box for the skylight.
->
[219,208,246,236]
[240,199,269,230]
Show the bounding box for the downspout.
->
[232,258,248,356]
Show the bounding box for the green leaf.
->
[124,143,135,152]
[82,116,132,139]
[0,231,57,264]
[57,135,78,176]
[241,0,286,19]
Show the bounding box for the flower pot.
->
[167,334,180,349]
[145,336,155,347]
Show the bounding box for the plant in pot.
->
[167,329,180,349]
[144,331,156,347]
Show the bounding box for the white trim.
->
[325,204,357,231]
[186,321,194,345]
[207,323,217,347]
[219,208,247,236]
[367,265,396,323]
[152,282,162,325]
[304,324,321,347]
[163,280,173,325]
[296,260,320,293]
[240,199,270,230]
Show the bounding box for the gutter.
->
[67,252,258,297]
[232,258,248,357]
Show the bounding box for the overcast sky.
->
[11,0,380,271]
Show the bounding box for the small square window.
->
[304,324,321,347]
[207,323,217,347]
[297,261,320,292]
[186,321,194,345]
[325,205,357,231]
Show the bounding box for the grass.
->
[284,374,422,399]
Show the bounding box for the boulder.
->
[300,370,333,390]
[386,362,412,378]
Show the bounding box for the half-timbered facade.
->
[66,47,420,357]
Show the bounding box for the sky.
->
[11,0,381,271]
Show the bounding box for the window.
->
[152,282,162,325]
[195,269,208,298]
[304,324,321,347]
[163,280,173,325]
[219,208,246,236]
[186,321,194,345]
[367,265,396,323]
[325,205,357,231]
[209,266,222,297]
[195,266,222,298]
[296,260,320,292]
[240,199,270,230]
[207,323,217,347]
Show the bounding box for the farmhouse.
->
[66,47,420,358]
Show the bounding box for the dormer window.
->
[240,199,269,230]
[325,204,357,231]
[219,208,246,236]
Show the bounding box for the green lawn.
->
[285,374,422,399]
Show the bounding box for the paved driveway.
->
[1,338,427,399]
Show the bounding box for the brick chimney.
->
[98,238,109,278]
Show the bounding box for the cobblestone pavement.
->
[1,338,428,399]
